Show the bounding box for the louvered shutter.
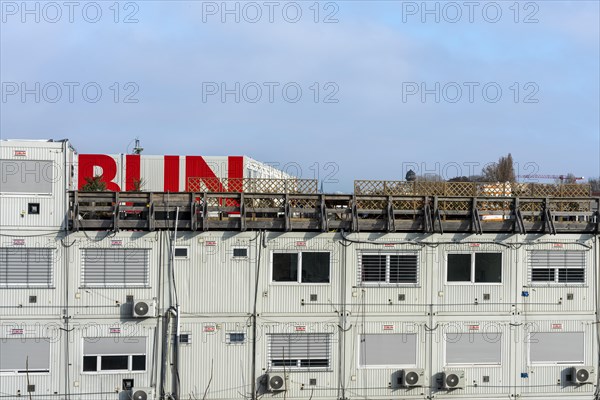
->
[269,333,331,369]
[0,248,52,287]
[389,254,418,283]
[82,249,148,287]
[529,251,585,284]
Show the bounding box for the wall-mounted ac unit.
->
[130,387,154,400]
[571,366,595,384]
[401,368,424,387]
[267,374,287,392]
[132,299,156,318]
[443,370,465,390]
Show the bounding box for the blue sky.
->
[1,0,598,192]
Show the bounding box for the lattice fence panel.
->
[188,178,317,194]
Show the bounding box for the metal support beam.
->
[471,198,482,234]
[113,192,119,232]
[387,196,395,232]
[543,197,556,235]
[433,196,443,234]
[424,197,433,233]
[351,196,358,232]
[202,192,208,231]
[240,192,246,232]
[320,194,328,232]
[284,194,291,232]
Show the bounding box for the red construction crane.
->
[518,174,584,183]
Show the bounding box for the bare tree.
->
[482,153,516,182]
[588,177,600,193]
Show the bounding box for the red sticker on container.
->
[383,325,394,331]
[14,150,26,156]
[206,241,217,247]
[469,243,481,247]
[295,241,307,247]
[551,324,562,330]
[295,326,306,331]
[13,239,25,246]
[553,243,563,248]
[468,325,480,330]
[110,240,122,246]
[109,327,121,334]
[384,243,395,247]
[204,325,216,332]
[11,328,24,335]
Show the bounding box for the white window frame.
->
[81,337,147,374]
[358,251,419,286]
[270,251,331,285]
[232,246,249,258]
[82,354,147,374]
[443,332,503,366]
[357,333,418,369]
[268,333,332,371]
[174,246,189,259]
[528,250,586,286]
[445,252,503,285]
[226,332,246,344]
[527,331,586,366]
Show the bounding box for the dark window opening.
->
[174,248,188,257]
[229,333,245,343]
[474,253,502,283]
[301,252,330,283]
[233,248,248,257]
[272,253,298,282]
[447,254,471,282]
[131,355,146,371]
[100,355,128,370]
[83,356,97,372]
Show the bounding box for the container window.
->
[268,333,331,370]
[82,248,149,288]
[272,252,331,284]
[359,252,418,285]
[529,251,586,284]
[233,248,248,257]
[83,337,147,373]
[0,248,53,288]
[0,338,50,373]
[447,253,502,284]
[529,332,584,364]
[359,334,417,367]
[174,247,188,258]
[446,332,502,365]
[228,333,246,344]
[0,160,53,194]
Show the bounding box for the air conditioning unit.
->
[130,387,154,400]
[443,370,465,390]
[571,366,595,384]
[132,299,156,318]
[401,368,425,387]
[267,374,287,392]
